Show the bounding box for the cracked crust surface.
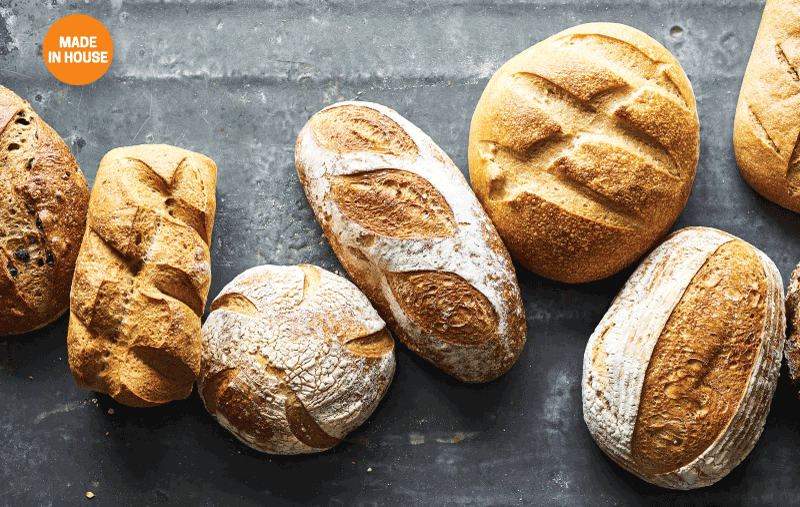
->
[295,101,526,383]
[582,227,785,489]
[0,85,90,335]
[199,264,395,455]
[468,22,698,283]
[67,144,217,407]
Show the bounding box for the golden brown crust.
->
[67,144,217,407]
[469,22,698,283]
[631,240,767,475]
[0,85,90,335]
[734,0,800,212]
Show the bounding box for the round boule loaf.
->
[0,85,90,335]
[469,23,699,283]
[582,227,785,489]
[199,264,395,454]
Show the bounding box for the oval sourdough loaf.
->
[733,0,800,213]
[295,101,526,383]
[0,85,90,335]
[199,264,395,454]
[68,144,217,407]
[469,23,699,283]
[583,227,785,489]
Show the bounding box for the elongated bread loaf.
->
[295,101,526,383]
[200,264,395,454]
[0,85,90,335]
[469,23,699,283]
[68,144,217,407]
[734,0,800,212]
[583,227,784,489]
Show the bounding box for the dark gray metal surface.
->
[1,0,798,505]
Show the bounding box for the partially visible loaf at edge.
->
[583,227,785,489]
[200,264,395,454]
[296,101,526,383]
[734,0,800,213]
[784,263,800,387]
[68,144,217,407]
[469,22,699,283]
[0,85,90,335]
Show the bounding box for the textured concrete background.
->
[2,0,800,505]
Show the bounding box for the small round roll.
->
[199,264,395,454]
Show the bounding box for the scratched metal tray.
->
[1,1,797,505]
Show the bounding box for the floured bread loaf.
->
[199,264,395,454]
[295,101,526,383]
[734,0,800,212]
[583,227,784,489]
[0,85,90,335]
[68,144,217,407]
[469,23,699,283]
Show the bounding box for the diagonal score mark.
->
[788,130,800,196]
[748,105,780,155]
[344,327,394,358]
[210,292,258,317]
[508,72,680,178]
[299,265,321,306]
[776,43,800,82]
[285,391,342,449]
[556,33,690,109]
[479,140,646,231]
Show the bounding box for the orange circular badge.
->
[43,14,113,86]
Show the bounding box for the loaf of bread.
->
[469,23,699,283]
[734,0,800,212]
[583,227,784,489]
[0,85,90,335]
[68,144,217,407]
[199,264,395,454]
[784,263,800,386]
[295,101,526,383]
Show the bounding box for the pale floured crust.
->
[582,227,785,489]
[68,144,217,407]
[295,101,526,383]
[199,264,395,454]
[0,85,90,335]
[469,22,699,283]
[734,0,800,212]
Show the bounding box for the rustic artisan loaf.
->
[199,264,395,454]
[295,101,526,383]
[0,85,90,335]
[583,227,784,489]
[68,144,217,407]
[784,263,800,386]
[469,23,699,283]
[734,0,800,212]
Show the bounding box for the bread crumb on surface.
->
[107,409,114,415]
[86,492,95,498]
